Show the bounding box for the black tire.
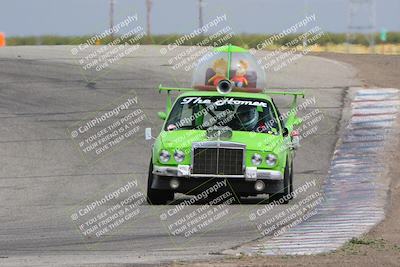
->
[288,160,294,199]
[269,159,292,204]
[146,161,174,205]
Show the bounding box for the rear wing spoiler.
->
[263,90,305,98]
[158,85,305,97]
[264,91,305,130]
[158,85,193,114]
[158,85,193,93]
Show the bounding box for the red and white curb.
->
[226,88,399,255]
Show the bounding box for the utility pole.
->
[303,0,310,47]
[347,0,376,53]
[146,0,153,37]
[198,0,204,30]
[109,0,115,39]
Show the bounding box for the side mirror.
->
[157,111,167,120]
[282,127,289,137]
[145,128,152,140]
[290,130,300,149]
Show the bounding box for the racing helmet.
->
[236,105,259,131]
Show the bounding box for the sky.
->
[0,0,399,36]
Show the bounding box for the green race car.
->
[147,45,303,205]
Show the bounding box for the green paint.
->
[155,85,305,172]
[214,45,248,53]
[227,44,232,79]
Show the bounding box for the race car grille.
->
[192,147,244,175]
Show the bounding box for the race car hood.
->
[159,129,282,152]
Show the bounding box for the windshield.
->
[164,96,280,134]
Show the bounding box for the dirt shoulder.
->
[171,53,400,267]
[317,53,400,88]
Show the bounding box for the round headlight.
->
[266,154,277,166]
[174,150,185,162]
[251,153,262,166]
[159,150,171,163]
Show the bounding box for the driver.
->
[234,105,259,131]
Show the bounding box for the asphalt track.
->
[0,46,360,266]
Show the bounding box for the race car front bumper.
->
[153,165,283,181]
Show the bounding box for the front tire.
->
[146,162,174,205]
[288,160,294,199]
[269,159,292,204]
